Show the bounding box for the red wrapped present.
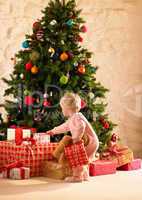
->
[0,141,58,176]
[64,140,89,168]
[89,160,117,176]
[9,167,30,179]
[117,159,141,171]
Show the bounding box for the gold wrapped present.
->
[116,148,134,167]
[43,161,72,180]
[101,146,134,168]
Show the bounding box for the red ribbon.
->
[0,160,24,177]
[20,168,25,179]
[15,128,23,145]
[102,145,128,159]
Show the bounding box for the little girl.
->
[47,92,99,182]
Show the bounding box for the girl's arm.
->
[47,120,70,135]
[70,115,86,143]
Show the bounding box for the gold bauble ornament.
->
[31,66,39,74]
[60,52,69,61]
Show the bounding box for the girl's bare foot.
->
[64,176,83,182]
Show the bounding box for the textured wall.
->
[0,0,142,157]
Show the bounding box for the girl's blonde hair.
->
[60,92,81,112]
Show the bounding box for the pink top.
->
[52,112,99,158]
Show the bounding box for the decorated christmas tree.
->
[0,0,117,152]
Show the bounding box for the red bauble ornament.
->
[81,25,87,33]
[25,62,33,71]
[24,96,34,106]
[67,51,74,59]
[78,36,83,42]
[43,100,51,107]
[99,117,105,123]
[78,65,86,74]
[103,122,110,129]
[81,99,86,109]
[33,21,41,30]
[111,133,119,142]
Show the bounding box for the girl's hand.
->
[46,130,54,136]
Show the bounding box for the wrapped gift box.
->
[117,159,141,171]
[116,148,133,167]
[1,161,24,178]
[0,141,58,176]
[9,167,30,180]
[43,161,72,180]
[101,146,134,168]
[7,127,37,145]
[34,133,50,144]
[2,170,10,178]
[89,160,117,176]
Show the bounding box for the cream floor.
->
[0,170,142,200]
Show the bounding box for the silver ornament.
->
[73,62,78,67]
[50,91,53,97]
[50,20,57,26]
[43,93,48,98]
[89,92,95,99]
[20,73,24,79]
[61,40,65,45]
[14,98,18,103]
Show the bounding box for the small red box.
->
[89,160,117,176]
[117,159,141,171]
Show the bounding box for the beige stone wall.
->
[0,0,142,157]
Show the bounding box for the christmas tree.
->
[0,0,116,152]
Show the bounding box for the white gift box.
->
[34,133,50,144]
[7,128,15,140]
[9,167,30,180]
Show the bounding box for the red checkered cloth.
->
[64,140,89,168]
[0,141,58,177]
